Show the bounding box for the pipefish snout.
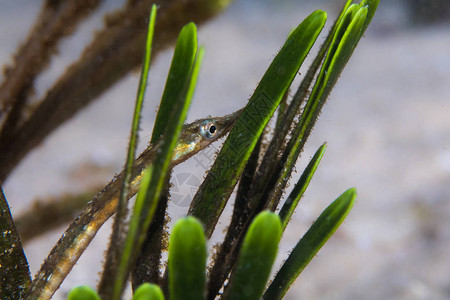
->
[27,109,242,299]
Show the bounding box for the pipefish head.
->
[172,109,242,163]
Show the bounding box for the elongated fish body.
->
[27,110,241,300]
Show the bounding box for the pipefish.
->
[26,110,241,300]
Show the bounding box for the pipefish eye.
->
[199,120,218,140]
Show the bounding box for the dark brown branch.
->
[207,138,261,299]
[131,186,170,290]
[0,0,102,117]
[14,188,99,244]
[0,0,232,183]
[0,187,31,299]
[0,85,30,144]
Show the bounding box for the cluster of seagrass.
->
[0,1,378,299]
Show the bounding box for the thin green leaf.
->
[188,10,327,238]
[67,286,100,300]
[248,0,352,213]
[263,188,357,299]
[151,22,198,143]
[225,211,282,300]
[113,166,154,297]
[0,187,31,299]
[99,5,157,296]
[266,3,372,210]
[279,142,326,231]
[110,22,200,299]
[185,46,205,107]
[277,0,353,134]
[274,0,352,142]
[130,189,169,289]
[324,5,368,87]
[169,217,207,300]
[133,283,165,300]
[361,0,380,33]
[120,2,157,212]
